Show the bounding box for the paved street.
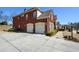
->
[0,31,79,52]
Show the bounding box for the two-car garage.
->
[26,22,45,34]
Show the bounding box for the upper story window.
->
[26,14,28,20]
[18,25,20,28]
[17,17,20,19]
[33,11,37,18]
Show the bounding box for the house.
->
[13,8,57,34]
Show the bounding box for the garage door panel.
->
[35,23,45,33]
[27,23,33,33]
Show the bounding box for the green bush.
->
[46,32,53,36]
[52,29,57,34]
[46,29,57,36]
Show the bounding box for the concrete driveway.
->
[0,31,79,52]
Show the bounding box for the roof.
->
[37,10,52,19]
[25,7,43,13]
[13,8,53,19]
[13,7,43,17]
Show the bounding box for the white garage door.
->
[35,22,45,33]
[27,23,33,33]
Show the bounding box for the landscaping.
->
[46,29,57,36]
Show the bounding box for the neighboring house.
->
[13,8,57,34]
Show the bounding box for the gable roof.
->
[13,7,43,17]
[37,10,53,19]
[13,8,53,19]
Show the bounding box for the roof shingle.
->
[37,10,52,19]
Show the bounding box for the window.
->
[17,17,20,19]
[33,12,37,18]
[18,25,20,28]
[26,14,28,20]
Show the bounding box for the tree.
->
[0,11,3,22]
[2,15,8,25]
[9,12,17,25]
[0,10,8,25]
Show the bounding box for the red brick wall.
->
[13,9,56,33]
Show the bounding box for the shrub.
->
[46,32,53,36]
[59,28,65,31]
[46,29,57,36]
[52,29,57,34]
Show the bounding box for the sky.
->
[0,7,79,25]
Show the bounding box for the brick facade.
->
[13,8,57,34]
